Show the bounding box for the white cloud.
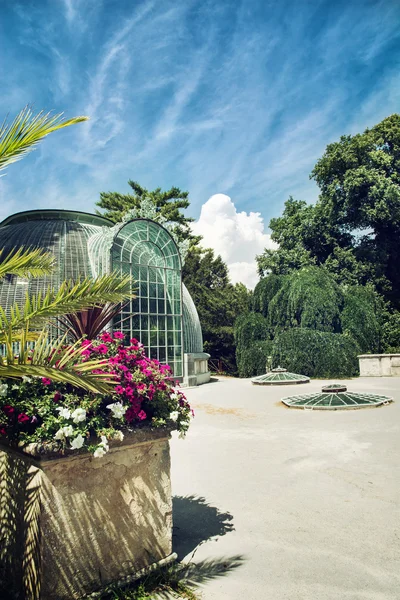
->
[192,194,276,289]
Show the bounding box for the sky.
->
[0,0,400,287]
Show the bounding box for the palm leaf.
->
[0,273,134,332]
[0,331,116,394]
[0,247,54,280]
[0,107,88,172]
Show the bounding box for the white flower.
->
[106,402,127,419]
[56,407,71,420]
[112,430,124,442]
[12,384,19,391]
[0,383,8,397]
[170,392,179,401]
[93,446,107,458]
[54,425,74,440]
[99,435,109,450]
[71,408,86,424]
[22,376,32,383]
[169,411,179,422]
[54,428,65,440]
[70,434,85,450]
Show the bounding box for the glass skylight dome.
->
[0,210,204,380]
[281,384,393,410]
[252,366,310,385]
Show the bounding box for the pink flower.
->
[95,344,109,354]
[42,378,52,386]
[100,332,113,343]
[125,386,134,397]
[138,410,147,421]
[17,413,30,424]
[113,331,125,340]
[130,337,139,344]
[124,371,132,381]
[81,339,92,348]
[125,406,139,423]
[108,356,120,365]
[0,427,7,436]
[2,405,14,416]
[53,391,62,403]
[115,385,125,395]
[81,349,92,358]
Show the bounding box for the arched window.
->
[111,219,183,377]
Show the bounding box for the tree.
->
[257,114,400,308]
[96,180,201,244]
[183,246,251,372]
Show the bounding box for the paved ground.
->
[170,376,400,600]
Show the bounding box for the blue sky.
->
[0,0,400,230]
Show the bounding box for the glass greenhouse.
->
[0,210,209,384]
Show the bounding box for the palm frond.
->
[0,273,134,332]
[0,107,88,172]
[0,247,54,280]
[0,331,116,393]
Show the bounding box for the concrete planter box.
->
[0,427,174,600]
[358,353,400,377]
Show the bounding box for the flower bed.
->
[0,332,193,456]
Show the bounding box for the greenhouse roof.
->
[0,209,113,228]
[282,384,393,410]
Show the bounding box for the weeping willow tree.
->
[252,274,285,318]
[341,285,382,353]
[267,266,343,334]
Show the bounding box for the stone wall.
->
[358,354,400,377]
[0,427,173,599]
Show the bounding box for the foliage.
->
[57,303,125,341]
[381,310,400,352]
[340,285,382,353]
[183,246,252,373]
[271,328,360,378]
[267,266,343,334]
[236,340,273,378]
[96,179,200,244]
[234,312,270,349]
[0,247,54,279]
[0,332,192,456]
[257,114,400,309]
[0,273,134,390]
[252,274,285,317]
[0,107,88,172]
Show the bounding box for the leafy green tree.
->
[252,274,285,317]
[96,180,200,244]
[267,266,343,334]
[257,114,400,308]
[340,285,382,353]
[183,246,251,372]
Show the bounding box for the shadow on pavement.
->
[172,495,235,560]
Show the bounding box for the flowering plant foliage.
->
[0,333,192,457]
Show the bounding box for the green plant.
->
[236,340,273,378]
[340,285,382,353]
[272,328,360,378]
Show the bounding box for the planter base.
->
[0,428,173,600]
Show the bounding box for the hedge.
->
[236,340,273,378]
[271,328,360,378]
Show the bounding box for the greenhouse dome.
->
[0,210,208,385]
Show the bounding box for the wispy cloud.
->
[0,0,399,230]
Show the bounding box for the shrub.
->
[236,340,273,378]
[0,332,193,457]
[340,285,381,353]
[234,312,270,348]
[381,310,400,352]
[271,328,360,378]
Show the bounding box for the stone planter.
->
[0,427,175,600]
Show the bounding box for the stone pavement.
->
[170,377,400,600]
